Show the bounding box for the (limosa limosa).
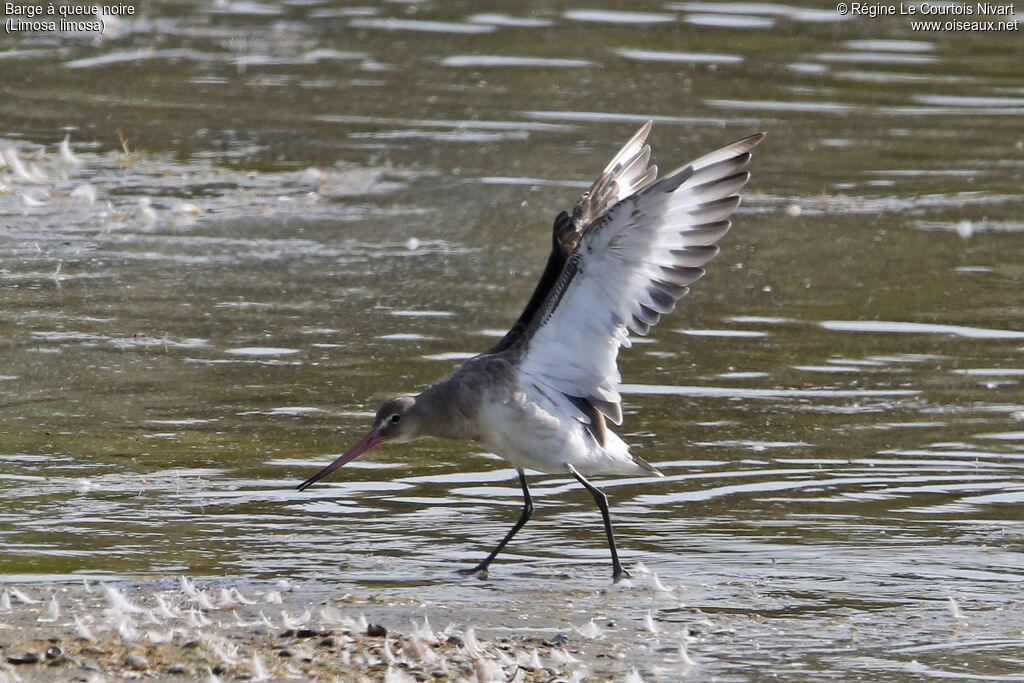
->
[298,122,765,579]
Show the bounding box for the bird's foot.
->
[456,565,489,578]
[612,566,631,582]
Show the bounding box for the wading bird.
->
[298,122,764,579]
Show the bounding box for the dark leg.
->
[566,464,630,581]
[458,469,533,577]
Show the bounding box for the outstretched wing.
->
[515,130,765,428]
[488,121,659,355]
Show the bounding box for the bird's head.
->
[296,395,421,491]
[371,395,421,443]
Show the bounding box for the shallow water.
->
[2,0,1024,679]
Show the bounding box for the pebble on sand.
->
[125,653,149,670]
[6,651,41,665]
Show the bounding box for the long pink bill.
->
[296,431,382,491]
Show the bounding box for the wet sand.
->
[0,574,677,682]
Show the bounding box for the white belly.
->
[477,393,646,477]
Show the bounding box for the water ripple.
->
[821,320,1024,340]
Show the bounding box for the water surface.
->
[2,1,1023,679]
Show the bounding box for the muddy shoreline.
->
[0,573,684,682]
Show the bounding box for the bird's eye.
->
[390,414,401,424]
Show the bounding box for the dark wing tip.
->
[742,132,767,149]
[631,453,664,476]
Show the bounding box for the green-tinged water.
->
[2,1,1024,679]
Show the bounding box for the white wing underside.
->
[517,124,764,427]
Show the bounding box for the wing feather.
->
[489,122,659,355]
[516,130,765,425]
[558,120,658,254]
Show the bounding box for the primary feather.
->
[515,127,765,429]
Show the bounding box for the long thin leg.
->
[566,464,630,580]
[458,469,534,576]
